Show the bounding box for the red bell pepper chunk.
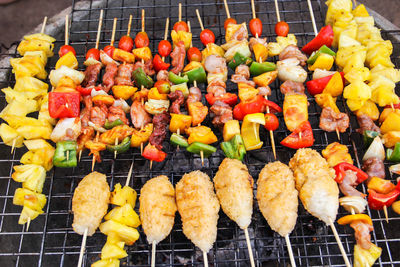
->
[368,187,400,210]
[142,143,167,162]
[233,95,282,121]
[153,54,170,72]
[76,85,103,96]
[49,91,80,119]
[280,121,314,149]
[306,72,345,96]
[333,162,369,184]
[302,25,334,55]
[385,97,400,109]
[205,93,238,106]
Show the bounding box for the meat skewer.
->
[176,171,220,267]
[213,159,255,267]
[257,161,298,267]
[73,172,110,267]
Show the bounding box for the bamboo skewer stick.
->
[162,17,170,61]
[328,218,351,267]
[285,234,296,267]
[383,206,389,223]
[141,9,145,33]
[203,251,209,267]
[223,0,231,18]
[195,9,204,31]
[110,17,117,47]
[244,228,255,267]
[127,14,133,36]
[26,217,31,232]
[41,16,47,34]
[250,0,256,20]
[274,0,281,22]
[151,240,156,267]
[11,139,16,154]
[92,132,100,171]
[114,138,118,159]
[95,9,104,50]
[77,228,89,267]
[178,2,182,22]
[65,15,69,46]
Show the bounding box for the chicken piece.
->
[356,114,380,134]
[280,80,305,95]
[81,96,93,127]
[170,41,186,74]
[319,107,349,133]
[279,45,308,66]
[139,175,177,245]
[77,126,94,153]
[107,105,129,125]
[156,70,169,81]
[82,63,101,87]
[187,86,202,104]
[72,172,110,236]
[99,124,134,144]
[231,65,255,86]
[210,101,233,129]
[257,161,298,236]
[204,54,227,74]
[249,37,267,51]
[90,104,108,127]
[339,170,366,198]
[231,24,248,41]
[362,157,385,179]
[350,221,373,250]
[188,102,208,126]
[175,171,220,253]
[115,63,134,86]
[258,86,271,96]
[130,101,152,129]
[289,148,339,225]
[85,140,106,163]
[214,158,253,229]
[102,62,118,93]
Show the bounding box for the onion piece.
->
[389,164,400,175]
[88,121,107,133]
[91,88,108,98]
[113,99,130,113]
[339,196,367,214]
[363,136,385,161]
[313,69,336,80]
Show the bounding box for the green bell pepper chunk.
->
[306,45,336,65]
[133,67,154,88]
[168,71,189,84]
[228,52,253,70]
[170,133,189,148]
[363,130,379,148]
[249,61,276,76]
[387,142,400,162]
[106,136,131,154]
[53,141,77,168]
[183,67,207,84]
[104,118,124,130]
[221,141,235,158]
[221,134,246,161]
[186,142,216,157]
[170,83,189,98]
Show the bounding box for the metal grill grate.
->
[0,0,400,266]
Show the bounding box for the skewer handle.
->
[250,0,256,19]
[95,9,104,49]
[41,16,48,34]
[285,234,296,267]
[125,161,134,187]
[141,9,145,32]
[77,228,89,267]
[110,17,117,46]
[203,251,209,267]
[328,219,351,267]
[223,0,231,18]
[244,228,255,267]
[383,205,389,223]
[65,15,69,45]
[127,14,133,36]
[151,240,156,267]
[306,0,318,36]
[164,17,170,40]
[178,2,182,22]
[195,9,204,31]
[274,0,281,22]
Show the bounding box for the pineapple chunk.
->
[18,205,42,224]
[344,67,370,83]
[370,64,400,83]
[325,0,353,26]
[20,140,55,171]
[343,81,371,100]
[382,131,400,148]
[353,243,382,267]
[99,220,140,246]
[223,120,240,142]
[0,123,24,148]
[12,164,46,193]
[13,188,46,211]
[352,4,369,17]
[101,241,127,260]
[338,35,360,49]
[16,125,52,140]
[0,99,38,118]
[14,76,48,93]
[104,204,141,228]
[91,258,120,267]
[55,51,78,69]
[356,100,379,121]
[110,184,137,208]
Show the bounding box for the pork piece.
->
[214,158,253,229]
[108,105,129,125]
[279,45,308,66]
[257,161,298,237]
[149,112,170,150]
[210,101,233,128]
[72,172,110,236]
[115,63,134,86]
[102,62,118,93]
[356,114,381,134]
[350,221,373,250]
[82,63,102,87]
[77,126,94,153]
[50,117,82,143]
[258,86,271,96]
[139,175,177,245]
[319,107,349,133]
[207,78,227,97]
[130,101,152,129]
[362,157,385,179]
[204,54,227,74]
[280,80,305,95]
[133,60,155,76]
[231,64,256,87]
[249,37,267,51]
[157,70,169,81]
[168,90,184,114]
[90,103,108,127]
[339,170,365,197]
[175,171,220,253]
[289,148,339,225]
[187,86,202,104]
[170,41,186,74]
[99,125,134,144]
[231,24,248,41]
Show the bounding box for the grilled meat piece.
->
[115,63,134,86]
[72,172,110,236]
[319,107,349,133]
[77,126,95,153]
[175,170,220,253]
[156,70,169,81]
[102,62,118,93]
[339,170,366,197]
[130,101,152,129]
[279,45,308,66]
[85,140,106,163]
[257,161,298,237]
[280,80,305,95]
[133,60,155,76]
[258,86,271,96]
[204,54,227,74]
[149,112,170,150]
[90,104,108,127]
[50,117,81,143]
[80,96,93,127]
[82,63,102,87]
[362,157,385,179]
[168,90,184,114]
[249,37,267,51]
[187,86,202,104]
[350,221,373,250]
[356,114,381,134]
[170,41,186,74]
[210,101,233,128]
[231,24,248,41]
[231,64,255,86]
[107,105,129,125]
[99,125,134,144]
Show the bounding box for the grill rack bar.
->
[0,0,399,266]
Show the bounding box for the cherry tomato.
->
[224,18,237,30]
[103,45,115,58]
[264,113,279,131]
[158,40,172,57]
[249,18,263,37]
[86,48,100,61]
[187,47,202,62]
[275,21,289,37]
[118,35,134,52]
[173,21,189,32]
[134,32,149,48]
[200,29,215,46]
[58,45,76,58]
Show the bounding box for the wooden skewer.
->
[203,251,209,267]
[65,15,69,45]
[114,138,118,159]
[195,9,204,31]
[125,161,134,187]
[127,14,133,36]
[67,150,70,161]
[110,17,117,47]
[141,9,146,33]
[274,0,281,22]
[188,21,192,47]
[250,0,256,19]
[285,234,296,267]
[151,240,156,267]
[10,138,16,154]
[178,2,182,22]
[328,218,351,267]
[77,228,89,267]
[223,0,231,18]
[26,217,31,232]
[383,205,389,223]
[78,150,82,162]
[162,17,170,61]
[149,160,153,170]
[92,132,100,171]
[95,9,104,50]
[200,150,204,166]
[336,128,341,140]
[244,228,255,267]
[40,16,47,34]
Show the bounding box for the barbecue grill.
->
[0,0,400,266]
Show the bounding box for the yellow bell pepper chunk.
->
[381,111,400,134]
[315,93,340,113]
[253,43,268,63]
[130,123,153,147]
[169,114,192,133]
[238,83,259,102]
[309,53,334,71]
[132,47,152,61]
[223,120,240,141]
[112,85,137,100]
[356,100,379,121]
[241,113,265,151]
[148,87,168,100]
[186,126,217,145]
[323,72,344,97]
[55,51,78,69]
[337,214,373,226]
[253,70,278,87]
[354,243,382,267]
